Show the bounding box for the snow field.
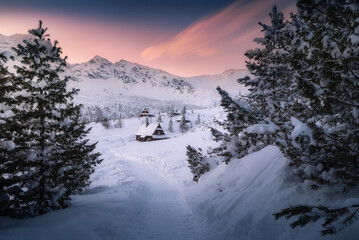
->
[0,109,217,240]
[0,107,358,240]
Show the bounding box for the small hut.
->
[140,108,154,118]
[136,123,168,142]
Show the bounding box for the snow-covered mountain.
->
[0,33,249,107]
[70,56,194,94]
[68,55,249,107]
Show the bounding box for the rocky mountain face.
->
[69,56,195,95]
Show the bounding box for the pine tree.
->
[179,114,188,134]
[208,128,233,164]
[286,0,359,190]
[274,0,359,234]
[186,145,210,182]
[239,5,295,123]
[168,117,174,132]
[181,106,186,115]
[274,203,359,235]
[168,106,174,117]
[195,114,201,125]
[0,52,16,215]
[156,113,162,123]
[212,5,296,164]
[213,87,262,162]
[1,21,102,217]
[236,5,296,157]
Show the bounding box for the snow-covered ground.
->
[0,109,217,240]
[0,108,358,240]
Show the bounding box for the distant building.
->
[140,108,154,118]
[168,109,180,116]
[136,123,168,142]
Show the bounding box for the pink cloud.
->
[141,0,292,61]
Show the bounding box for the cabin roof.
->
[136,123,165,137]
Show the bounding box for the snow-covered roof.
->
[136,123,165,137]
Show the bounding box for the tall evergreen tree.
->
[168,117,174,132]
[195,114,201,125]
[211,6,294,164]
[181,106,187,115]
[274,0,359,234]
[1,21,101,217]
[179,114,188,134]
[236,5,296,157]
[239,5,295,123]
[156,112,162,123]
[286,0,359,190]
[168,106,174,117]
[0,52,17,215]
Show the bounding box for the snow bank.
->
[185,145,359,240]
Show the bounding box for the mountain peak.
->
[88,55,112,64]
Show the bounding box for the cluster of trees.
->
[190,0,358,235]
[81,104,142,124]
[0,21,102,217]
[168,106,196,134]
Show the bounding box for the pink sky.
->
[0,1,296,77]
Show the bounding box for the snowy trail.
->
[90,141,207,240]
[120,160,204,240]
[0,122,209,240]
[84,126,209,240]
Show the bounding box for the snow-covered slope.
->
[1,108,357,240]
[0,34,32,53]
[0,34,248,108]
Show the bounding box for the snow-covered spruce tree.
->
[237,5,297,155]
[179,114,188,134]
[274,0,359,235]
[186,145,210,182]
[195,114,201,125]
[210,87,262,163]
[168,106,174,117]
[0,52,17,215]
[211,6,295,164]
[286,0,359,190]
[239,5,295,122]
[181,106,186,115]
[168,117,174,132]
[208,127,233,164]
[3,21,101,217]
[156,113,162,123]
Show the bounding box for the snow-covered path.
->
[118,160,203,240]
[0,118,211,240]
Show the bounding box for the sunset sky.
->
[0,0,297,76]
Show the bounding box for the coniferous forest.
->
[200,0,358,235]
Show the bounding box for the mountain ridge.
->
[0,33,249,106]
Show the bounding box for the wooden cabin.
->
[140,108,154,118]
[136,123,168,142]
